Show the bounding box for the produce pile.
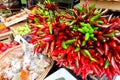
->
[25,1,120,80]
[0,41,19,54]
[0,27,10,34]
[16,24,31,36]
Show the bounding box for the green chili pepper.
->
[49,24,52,34]
[34,17,40,22]
[89,29,94,33]
[94,9,100,14]
[105,59,110,68]
[82,27,89,33]
[65,39,76,44]
[77,44,80,47]
[85,33,90,41]
[90,14,102,22]
[82,6,86,12]
[104,32,114,37]
[62,41,68,49]
[44,11,49,16]
[36,24,43,28]
[76,6,83,12]
[72,24,78,31]
[97,20,104,24]
[58,55,64,58]
[80,22,85,27]
[89,4,95,11]
[82,40,86,46]
[83,49,97,62]
[93,27,99,30]
[74,47,80,52]
[92,37,97,41]
[78,28,85,34]
[114,30,119,33]
[86,23,93,30]
[47,17,50,22]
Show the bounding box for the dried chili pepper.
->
[105,68,112,80]
[114,48,120,60]
[110,57,120,74]
[104,43,109,56]
[41,35,54,42]
[109,41,116,48]
[50,41,55,53]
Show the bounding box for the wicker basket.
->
[0,45,54,80]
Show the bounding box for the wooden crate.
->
[10,21,27,37]
[80,0,120,10]
[0,31,14,43]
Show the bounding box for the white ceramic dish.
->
[115,76,120,80]
[44,68,77,80]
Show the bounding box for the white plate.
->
[44,68,77,80]
[115,76,120,80]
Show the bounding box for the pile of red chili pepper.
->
[26,1,120,80]
[0,41,19,54]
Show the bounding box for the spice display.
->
[23,1,120,79]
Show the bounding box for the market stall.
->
[0,0,120,80]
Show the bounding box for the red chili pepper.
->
[109,66,117,76]
[96,41,100,47]
[72,52,78,60]
[107,52,112,61]
[110,57,120,74]
[105,68,112,80]
[116,46,120,52]
[51,49,59,56]
[91,64,101,77]
[59,49,67,55]
[100,17,107,24]
[77,52,81,60]
[28,14,35,20]
[81,68,88,79]
[55,40,61,45]
[66,45,73,53]
[50,41,55,53]
[62,14,73,19]
[60,23,66,30]
[37,47,42,53]
[44,42,49,54]
[89,49,96,54]
[113,36,120,43]
[109,41,116,48]
[68,51,74,65]
[88,40,93,45]
[95,64,103,77]
[104,43,109,56]
[41,35,54,42]
[114,48,120,60]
